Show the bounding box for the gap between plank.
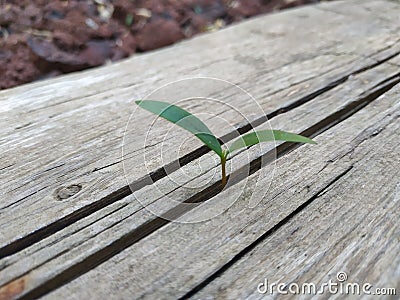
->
[178,166,354,300]
[0,49,398,261]
[13,70,400,300]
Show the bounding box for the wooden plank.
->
[1,1,400,299]
[194,183,400,297]
[41,78,400,300]
[1,53,399,299]
[1,0,400,257]
[192,132,400,297]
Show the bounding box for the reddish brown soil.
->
[0,0,325,90]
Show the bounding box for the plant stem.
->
[221,156,227,188]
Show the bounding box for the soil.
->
[0,0,326,90]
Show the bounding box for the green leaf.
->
[228,129,316,154]
[135,100,224,158]
[125,14,134,27]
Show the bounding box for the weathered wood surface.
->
[41,83,400,300]
[0,0,399,299]
[1,50,399,300]
[1,0,400,252]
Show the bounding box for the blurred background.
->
[0,0,334,90]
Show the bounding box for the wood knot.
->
[0,277,26,300]
[55,184,82,200]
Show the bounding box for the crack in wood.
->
[178,166,354,300]
[0,186,49,211]
[0,50,399,265]
[0,165,14,172]
[9,70,400,300]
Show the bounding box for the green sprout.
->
[136,100,316,187]
[125,14,134,27]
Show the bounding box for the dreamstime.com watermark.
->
[257,272,397,296]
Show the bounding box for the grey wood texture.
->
[0,0,399,299]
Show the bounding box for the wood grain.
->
[43,76,400,300]
[1,46,399,300]
[1,0,400,255]
[0,0,399,299]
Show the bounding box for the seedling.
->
[136,100,316,187]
